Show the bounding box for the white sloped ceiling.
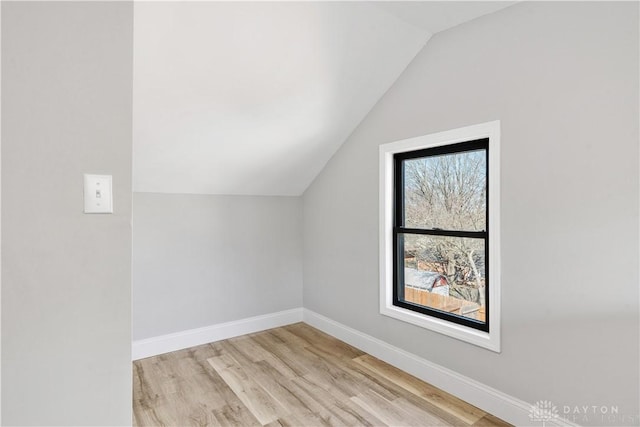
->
[133,1,514,196]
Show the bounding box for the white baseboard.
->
[132,308,303,360]
[303,308,579,427]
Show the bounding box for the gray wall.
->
[2,2,133,425]
[303,2,639,425]
[133,193,302,341]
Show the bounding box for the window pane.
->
[400,234,486,323]
[403,149,486,231]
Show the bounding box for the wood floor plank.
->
[135,358,244,426]
[264,325,312,349]
[346,360,471,427]
[351,388,425,427]
[263,412,309,427]
[292,357,378,400]
[250,332,312,377]
[211,404,262,427]
[258,333,398,404]
[289,375,388,426]
[472,414,513,427]
[303,344,400,402]
[263,409,335,427]
[394,396,454,426]
[208,353,290,425]
[219,352,329,424]
[354,354,486,425]
[134,358,182,425]
[133,344,260,426]
[223,336,300,380]
[133,324,511,427]
[227,335,274,363]
[284,323,366,360]
[282,374,353,424]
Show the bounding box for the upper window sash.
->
[394,139,488,234]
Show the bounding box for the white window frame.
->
[379,121,501,352]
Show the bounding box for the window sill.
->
[380,303,500,352]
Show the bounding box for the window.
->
[379,121,500,352]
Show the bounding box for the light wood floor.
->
[133,323,511,427]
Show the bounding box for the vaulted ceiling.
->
[133,2,515,196]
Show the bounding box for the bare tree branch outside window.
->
[403,150,487,306]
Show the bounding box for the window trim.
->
[379,121,501,352]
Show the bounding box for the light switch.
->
[84,174,113,214]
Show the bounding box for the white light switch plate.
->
[84,174,113,214]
